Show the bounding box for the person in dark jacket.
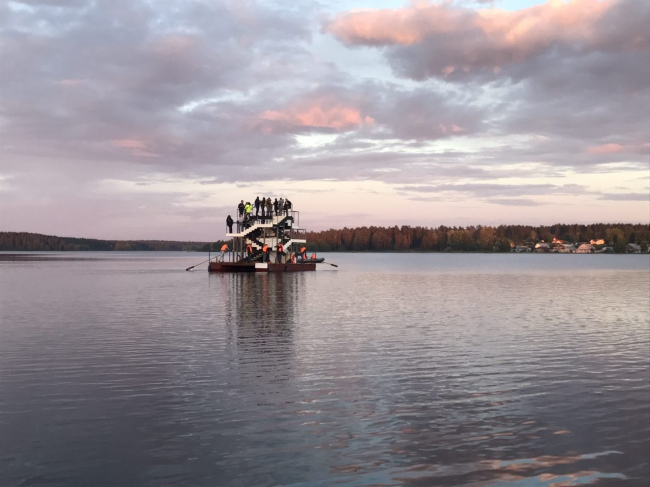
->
[237,200,245,220]
[266,198,273,218]
[254,196,260,217]
[273,198,279,216]
[284,198,292,214]
[226,215,233,233]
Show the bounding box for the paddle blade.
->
[185,266,194,271]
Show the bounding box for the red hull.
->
[208,262,316,273]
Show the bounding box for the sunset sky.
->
[1,0,648,240]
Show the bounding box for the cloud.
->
[587,144,625,154]
[395,183,589,198]
[488,198,544,207]
[598,193,649,201]
[587,143,650,155]
[324,0,648,79]
[258,95,374,132]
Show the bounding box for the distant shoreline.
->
[1,225,648,254]
[0,231,222,252]
[1,250,646,254]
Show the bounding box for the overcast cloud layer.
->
[1,0,648,239]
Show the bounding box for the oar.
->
[323,262,338,268]
[186,258,212,271]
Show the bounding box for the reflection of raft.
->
[209,262,316,273]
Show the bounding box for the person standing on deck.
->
[262,244,269,262]
[219,243,228,262]
[311,252,316,261]
[226,215,233,234]
[273,198,279,216]
[260,196,266,220]
[300,246,307,260]
[278,198,284,216]
[276,242,284,263]
[285,198,292,215]
[246,243,253,261]
[254,196,260,217]
[238,200,245,220]
[244,202,252,226]
[266,198,273,220]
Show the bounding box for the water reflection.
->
[212,273,305,407]
[218,272,303,329]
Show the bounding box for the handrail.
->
[226,222,273,238]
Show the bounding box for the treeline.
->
[0,232,223,252]
[3,224,649,253]
[303,223,650,252]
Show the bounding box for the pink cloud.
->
[112,139,147,150]
[111,139,159,157]
[587,142,650,154]
[587,143,624,154]
[259,97,374,131]
[324,0,647,73]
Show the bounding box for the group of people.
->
[217,242,315,264]
[225,197,293,233]
[252,243,316,264]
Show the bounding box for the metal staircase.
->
[241,215,294,262]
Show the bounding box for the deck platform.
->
[209,261,316,273]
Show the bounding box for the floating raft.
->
[210,205,326,273]
[209,262,316,273]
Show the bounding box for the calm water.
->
[0,252,648,486]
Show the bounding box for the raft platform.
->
[209,262,317,273]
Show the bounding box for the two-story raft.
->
[209,207,323,273]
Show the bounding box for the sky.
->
[0,0,648,240]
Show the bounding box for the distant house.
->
[590,239,605,245]
[535,242,551,253]
[626,243,641,253]
[576,244,595,253]
[552,238,566,244]
[556,244,574,253]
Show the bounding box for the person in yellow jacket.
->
[244,202,253,227]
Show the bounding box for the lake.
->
[1,252,648,486]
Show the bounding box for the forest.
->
[0,232,216,252]
[1,223,648,253]
[302,223,650,253]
